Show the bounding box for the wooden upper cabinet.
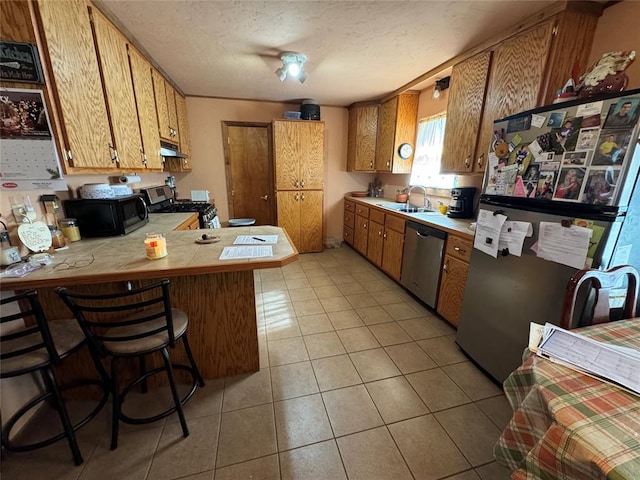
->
[375,92,419,173]
[152,68,170,140]
[90,7,143,170]
[347,104,378,172]
[174,93,192,170]
[128,47,162,170]
[475,22,555,171]
[35,0,113,169]
[440,51,492,174]
[165,81,179,143]
[273,120,324,190]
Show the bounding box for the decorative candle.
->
[144,233,167,259]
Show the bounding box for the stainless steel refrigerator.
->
[456,89,640,383]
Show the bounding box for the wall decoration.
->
[0,88,66,191]
[546,111,566,128]
[0,42,44,84]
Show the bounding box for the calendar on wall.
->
[0,88,67,191]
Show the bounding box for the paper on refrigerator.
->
[498,221,533,257]
[473,209,508,258]
[536,222,592,269]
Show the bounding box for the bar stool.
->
[56,279,205,450]
[1,290,108,465]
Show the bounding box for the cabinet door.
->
[90,8,143,170]
[175,93,192,170]
[440,51,492,174]
[35,0,113,169]
[299,122,324,190]
[165,81,180,144]
[152,68,170,140]
[299,190,323,253]
[475,22,554,171]
[381,227,404,281]
[347,105,377,172]
[128,47,162,170]
[367,219,384,267]
[375,96,397,172]
[391,93,419,174]
[276,191,301,250]
[354,214,369,255]
[437,255,469,326]
[273,120,301,190]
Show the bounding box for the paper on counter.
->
[498,221,533,257]
[536,222,592,269]
[219,245,273,260]
[233,235,278,245]
[474,209,508,258]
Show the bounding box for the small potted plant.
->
[395,188,409,203]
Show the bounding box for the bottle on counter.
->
[48,225,66,249]
[144,233,167,259]
[59,218,81,242]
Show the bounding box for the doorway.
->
[222,122,274,225]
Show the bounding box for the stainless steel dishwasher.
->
[401,221,447,309]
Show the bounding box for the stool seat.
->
[103,308,188,355]
[228,218,256,226]
[1,319,84,375]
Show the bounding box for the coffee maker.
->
[448,187,476,218]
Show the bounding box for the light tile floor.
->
[1,246,514,480]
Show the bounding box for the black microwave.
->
[63,195,149,237]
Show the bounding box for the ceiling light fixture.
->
[276,52,308,84]
[432,77,451,100]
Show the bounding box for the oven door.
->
[204,216,221,229]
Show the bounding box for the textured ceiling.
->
[97,0,558,106]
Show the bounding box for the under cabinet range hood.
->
[160,140,187,158]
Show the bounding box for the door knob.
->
[260,195,268,201]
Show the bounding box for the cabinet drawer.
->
[344,225,354,245]
[370,209,385,225]
[445,235,473,262]
[385,213,405,233]
[345,200,355,213]
[344,211,355,229]
[355,205,370,218]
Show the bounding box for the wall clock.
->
[398,143,413,159]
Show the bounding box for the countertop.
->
[345,196,476,240]
[0,213,298,290]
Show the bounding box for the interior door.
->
[223,123,274,225]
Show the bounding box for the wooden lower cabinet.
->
[381,225,404,281]
[437,234,473,326]
[354,214,369,255]
[277,190,323,253]
[174,213,199,231]
[367,218,384,267]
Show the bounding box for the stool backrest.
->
[560,265,639,329]
[1,290,58,375]
[55,279,175,356]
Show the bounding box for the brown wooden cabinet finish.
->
[347,105,378,172]
[175,214,199,231]
[440,51,492,174]
[475,22,555,173]
[35,0,113,169]
[273,120,324,191]
[298,190,323,253]
[367,218,384,267]
[128,47,163,170]
[175,93,192,169]
[165,82,179,144]
[375,92,419,173]
[90,8,143,170]
[276,191,302,249]
[344,200,355,246]
[152,68,170,140]
[354,213,369,256]
[437,233,471,326]
[381,215,405,281]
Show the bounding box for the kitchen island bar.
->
[0,216,298,383]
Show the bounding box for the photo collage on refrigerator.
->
[485,96,640,205]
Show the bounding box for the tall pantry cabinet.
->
[273,120,324,253]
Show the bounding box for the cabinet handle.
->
[378,230,383,237]
[383,232,387,239]
[108,144,118,163]
[301,193,305,201]
[453,246,466,253]
[294,180,299,188]
[386,161,390,168]
[301,180,305,188]
[464,155,470,168]
[369,161,374,168]
[443,260,449,272]
[363,222,367,229]
[260,195,269,201]
[140,147,146,166]
[295,193,299,201]
[477,153,484,167]
[66,150,73,161]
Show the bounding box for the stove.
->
[139,186,220,228]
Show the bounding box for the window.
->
[409,113,455,188]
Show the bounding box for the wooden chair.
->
[560,265,639,329]
[0,290,108,465]
[56,279,204,450]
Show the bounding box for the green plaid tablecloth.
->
[494,319,640,480]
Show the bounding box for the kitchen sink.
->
[398,207,435,213]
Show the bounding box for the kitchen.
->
[1,0,639,479]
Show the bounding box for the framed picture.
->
[592,129,633,166]
[603,97,640,129]
[581,167,620,205]
[0,42,44,84]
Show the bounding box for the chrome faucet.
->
[407,185,431,210]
